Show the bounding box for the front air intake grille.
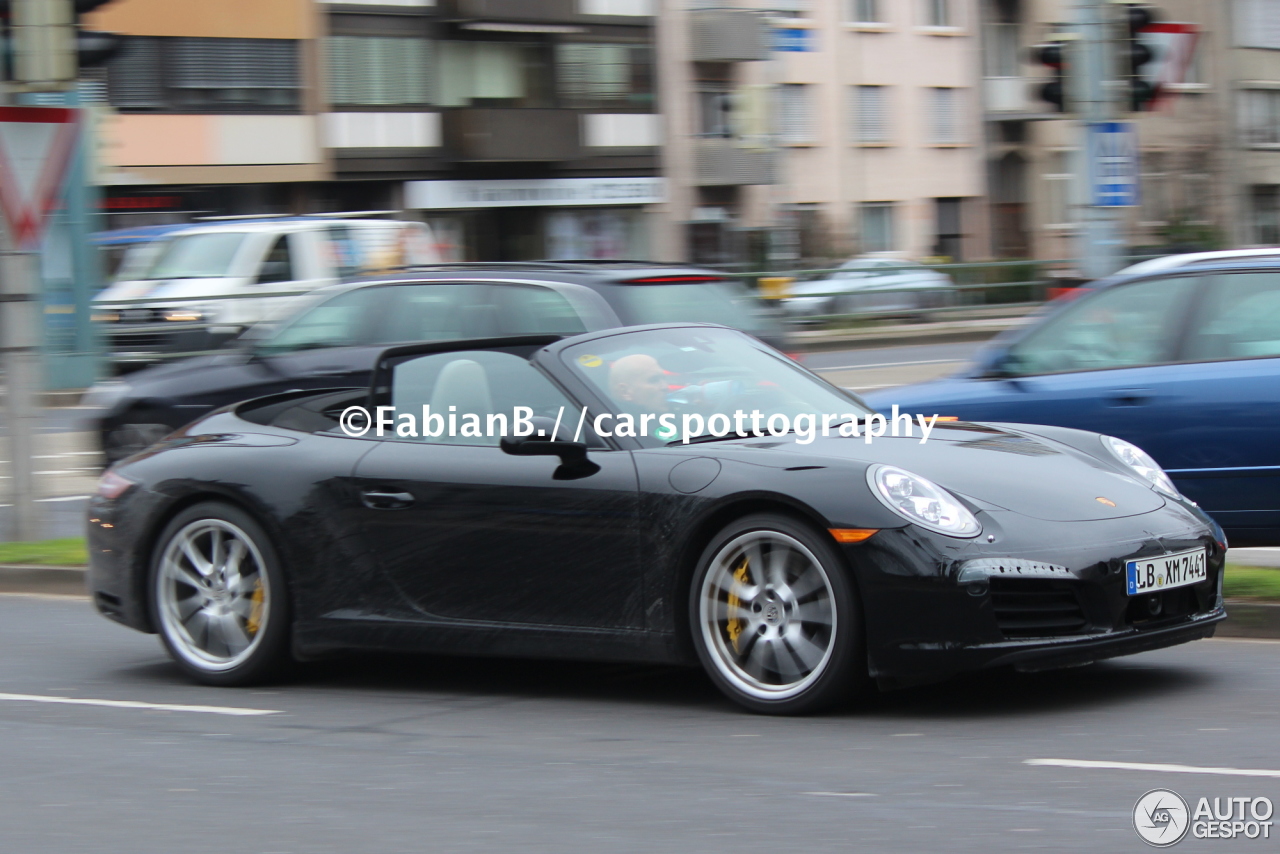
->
[990,578,1088,638]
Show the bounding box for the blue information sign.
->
[1086,121,1140,207]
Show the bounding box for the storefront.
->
[403,177,664,262]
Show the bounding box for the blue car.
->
[863,259,1280,545]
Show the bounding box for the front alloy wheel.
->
[151,503,290,685]
[692,514,864,714]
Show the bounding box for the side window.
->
[380,284,489,344]
[491,285,588,336]
[258,289,384,355]
[1006,276,1197,375]
[388,350,577,446]
[1184,272,1280,361]
[256,235,295,284]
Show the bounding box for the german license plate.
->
[1126,548,1207,596]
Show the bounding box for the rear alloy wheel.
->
[150,503,291,686]
[691,514,864,714]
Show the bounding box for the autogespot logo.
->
[1135,789,1191,847]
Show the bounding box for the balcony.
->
[689,9,768,62]
[442,108,580,161]
[694,137,773,186]
[985,77,1028,114]
[438,0,578,22]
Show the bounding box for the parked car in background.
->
[862,258,1280,545]
[86,262,786,463]
[781,257,957,323]
[92,217,442,369]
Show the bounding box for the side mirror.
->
[974,346,1017,379]
[500,416,598,479]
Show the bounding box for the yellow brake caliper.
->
[725,556,751,653]
[246,579,265,636]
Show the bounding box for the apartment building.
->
[658,0,986,265]
[85,0,326,223]
[320,0,662,260]
[981,0,1280,261]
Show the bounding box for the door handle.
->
[1104,388,1153,407]
[360,489,415,509]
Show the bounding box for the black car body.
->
[88,325,1225,714]
[88,263,785,462]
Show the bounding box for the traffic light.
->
[1121,2,1158,111]
[1032,38,1070,113]
[0,0,121,87]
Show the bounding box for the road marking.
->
[814,358,961,372]
[0,494,90,507]
[1026,758,1280,778]
[803,792,879,798]
[0,692,282,717]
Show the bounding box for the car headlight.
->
[162,309,205,322]
[868,464,981,537]
[1103,435,1178,496]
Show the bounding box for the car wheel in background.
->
[690,513,866,714]
[149,502,291,686]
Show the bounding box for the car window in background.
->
[1185,272,1280,361]
[492,285,588,336]
[614,282,775,335]
[144,232,248,280]
[257,288,388,355]
[256,235,295,284]
[388,350,577,446]
[1006,276,1197,375]
[380,284,494,342]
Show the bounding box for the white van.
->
[93,217,441,366]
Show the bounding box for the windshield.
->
[561,326,870,447]
[143,232,249,280]
[613,282,779,336]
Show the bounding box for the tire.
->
[689,513,866,714]
[149,502,292,686]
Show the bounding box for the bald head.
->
[609,353,667,413]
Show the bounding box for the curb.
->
[0,565,89,596]
[2,566,1277,640]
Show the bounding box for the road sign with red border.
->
[0,106,81,250]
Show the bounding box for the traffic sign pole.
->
[1072,0,1126,280]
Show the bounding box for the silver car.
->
[781,257,957,322]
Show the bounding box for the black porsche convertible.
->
[88,324,1227,714]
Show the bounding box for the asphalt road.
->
[2,594,1278,853]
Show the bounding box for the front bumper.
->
[842,506,1226,681]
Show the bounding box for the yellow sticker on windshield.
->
[577,354,603,368]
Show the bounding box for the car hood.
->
[706,423,1165,522]
[95,277,240,305]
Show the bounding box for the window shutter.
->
[856,85,887,143]
[107,37,164,108]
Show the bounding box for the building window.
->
[1043,152,1074,228]
[983,22,1019,77]
[1234,0,1280,49]
[437,41,554,108]
[849,0,881,24]
[696,83,733,137]
[107,36,300,112]
[929,87,964,143]
[852,85,890,143]
[327,36,434,106]
[777,83,814,144]
[1141,152,1168,225]
[923,0,951,27]
[556,43,654,109]
[1240,89,1280,146]
[860,202,894,251]
[1252,186,1280,245]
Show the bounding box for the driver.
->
[608,353,670,415]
